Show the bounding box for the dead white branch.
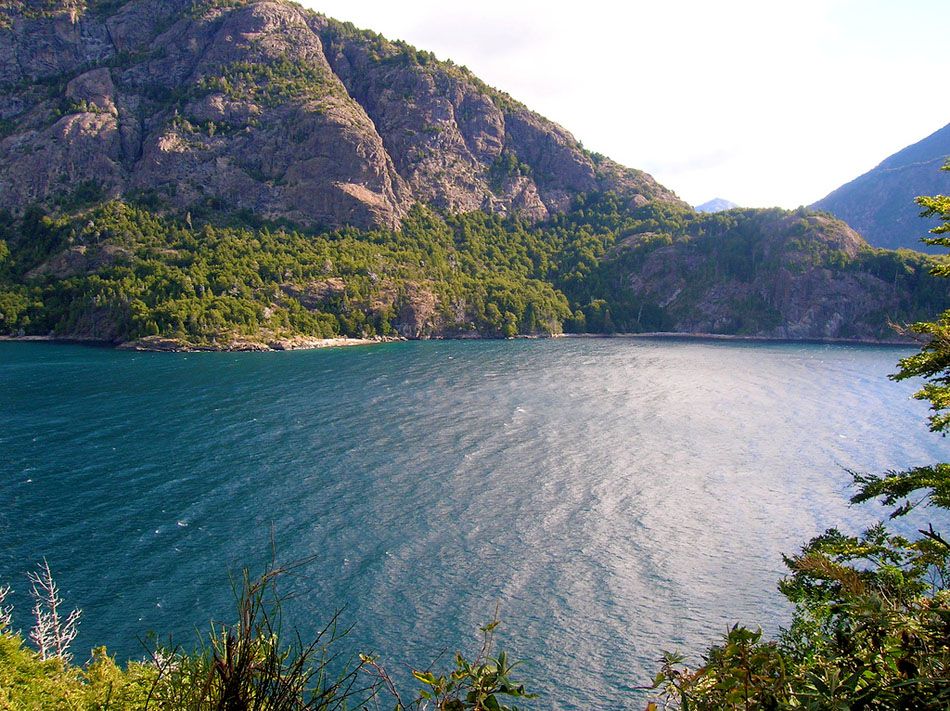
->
[28,559,81,662]
[0,584,12,629]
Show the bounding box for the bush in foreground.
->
[0,561,532,710]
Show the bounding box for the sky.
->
[299,0,950,209]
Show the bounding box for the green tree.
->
[849,163,950,525]
[502,311,518,339]
[889,175,950,437]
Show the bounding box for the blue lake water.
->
[1,338,947,709]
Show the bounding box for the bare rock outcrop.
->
[0,0,684,230]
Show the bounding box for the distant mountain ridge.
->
[812,123,950,252]
[695,198,738,213]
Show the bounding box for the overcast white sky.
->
[300,0,950,209]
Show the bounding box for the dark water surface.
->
[1,338,946,708]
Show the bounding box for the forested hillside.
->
[0,196,944,347]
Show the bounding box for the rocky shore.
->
[0,334,407,352]
[116,335,408,352]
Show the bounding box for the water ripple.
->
[1,339,946,709]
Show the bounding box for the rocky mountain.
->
[0,0,945,348]
[695,198,737,214]
[812,122,950,252]
[0,0,680,231]
[596,206,940,340]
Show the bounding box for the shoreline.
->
[560,332,918,347]
[0,334,407,352]
[117,334,410,352]
[0,331,918,351]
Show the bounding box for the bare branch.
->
[919,524,950,551]
[0,585,12,630]
[27,559,81,662]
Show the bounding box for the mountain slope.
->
[0,0,946,348]
[0,0,681,231]
[812,123,950,252]
[542,197,945,340]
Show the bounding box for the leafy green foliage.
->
[0,564,365,710]
[145,566,369,710]
[851,465,950,516]
[0,0,128,27]
[0,0,85,25]
[540,195,946,336]
[654,522,950,710]
[653,629,788,710]
[488,151,532,191]
[890,178,950,433]
[0,201,572,343]
[191,0,250,17]
[0,633,159,710]
[409,619,534,711]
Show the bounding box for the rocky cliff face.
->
[812,122,950,253]
[0,0,683,230]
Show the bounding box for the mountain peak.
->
[694,198,738,213]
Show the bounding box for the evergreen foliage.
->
[0,193,946,346]
[0,201,573,343]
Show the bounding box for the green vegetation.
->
[0,192,946,346]
[898,181,950,434]
[489,151,533,191]
[0,0,84,23]
[650,167,950,710]
[197,56,340,108]
[191,0,250,17]
[541,195,946,336]
[0,562,532,710]
[0,201,571,343]
[0,635,159,709]
[0,0,126,26]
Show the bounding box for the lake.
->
[1,338,946,709]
